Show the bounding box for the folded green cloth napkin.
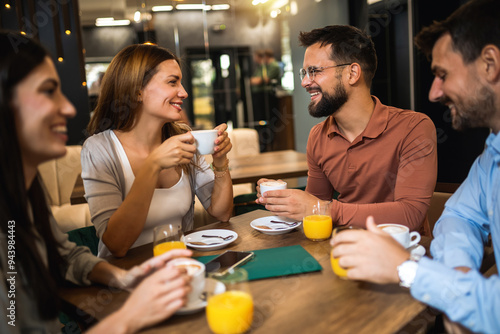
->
[195,245,322,281]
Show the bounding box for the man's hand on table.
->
[330,216,410,284]
[256,178,323,221]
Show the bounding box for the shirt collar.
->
[486,131,500,163]
[327,96,388,139]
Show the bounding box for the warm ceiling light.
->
[134,11,141,22]
[211,4,230,10]
[95,18,131,27]
[271,0,289,9]
[176,4,211,10]
[152,5,173,12]
[82,82,87,86]
[95,17,114,23]
[65,30,71,35]
[58,57,63,62]
[252,0,268,5]
[5,3,11,9]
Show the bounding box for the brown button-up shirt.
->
[306,96,437,235]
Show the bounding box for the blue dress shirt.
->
[410,132,500,333]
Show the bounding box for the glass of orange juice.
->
[153,223,186,256]
[303,200,332,241]
[206,268,253,334]
[330,225,363,279]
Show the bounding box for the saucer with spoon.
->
[185,229,238,251]
[250,216,301,235]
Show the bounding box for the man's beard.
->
[443,85,496,131]
[308,81,348,118]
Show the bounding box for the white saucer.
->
[185,229,238,251]
[176,297,207,315]
[408,244,426,259]
[175,278,225,315]
[250,216,301,235]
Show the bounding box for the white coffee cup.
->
[377,224,421,249]
[191,130,218,155]
[260,180,287,196]
[169,258,205,305]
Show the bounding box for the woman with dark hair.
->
[83,44,234,258]
[0,31,192,333]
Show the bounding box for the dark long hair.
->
[0,31,67,320]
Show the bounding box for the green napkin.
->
[195,245,322,281]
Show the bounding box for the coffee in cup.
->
[260,180,287,196]
[191,130,218,155]
[377,223,421,248]
[169,258,206,305]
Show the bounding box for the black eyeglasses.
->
[299,64,352,81]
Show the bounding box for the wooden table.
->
[70,150,308,205]
[226,150,308,185]
[60,210,428,334]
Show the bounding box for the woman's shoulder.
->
[81,130,118,163]
[82,130,114,150]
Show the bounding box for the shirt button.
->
[422,294,431,302]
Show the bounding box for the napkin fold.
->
[195,245,322,281]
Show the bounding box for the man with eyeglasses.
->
[257,25,437,236]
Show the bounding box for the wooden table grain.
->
[70,150,308,205]
[60,210,428,334]
[225,149,308,185]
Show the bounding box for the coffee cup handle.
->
[408,231,421,248]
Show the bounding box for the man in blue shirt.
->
[330,0,500,332]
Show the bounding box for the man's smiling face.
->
[429,33,496,130]
[301,43,349,118]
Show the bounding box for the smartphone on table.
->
[205,250,254,277]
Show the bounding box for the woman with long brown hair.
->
[84,44,233,258]
[0,31,192,333]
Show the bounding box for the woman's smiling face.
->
[12,56,76,168]
[140,59,188,123]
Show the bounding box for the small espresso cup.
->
[169,258,206,305]
[259,180,287,196]
[191,130,218,155]
[377,224,421,248]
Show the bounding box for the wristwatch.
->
[397,255,420,288]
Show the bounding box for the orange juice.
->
[153,241,186,256]
[206,291,253,334]
[330,252,348,279]
[303,214,332,241]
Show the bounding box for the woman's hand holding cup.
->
[149,132,196,170]
[212,123,232,160]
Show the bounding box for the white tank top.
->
[102,131,191,256]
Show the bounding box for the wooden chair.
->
[38,145,92,232]
[428,191,453,236]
